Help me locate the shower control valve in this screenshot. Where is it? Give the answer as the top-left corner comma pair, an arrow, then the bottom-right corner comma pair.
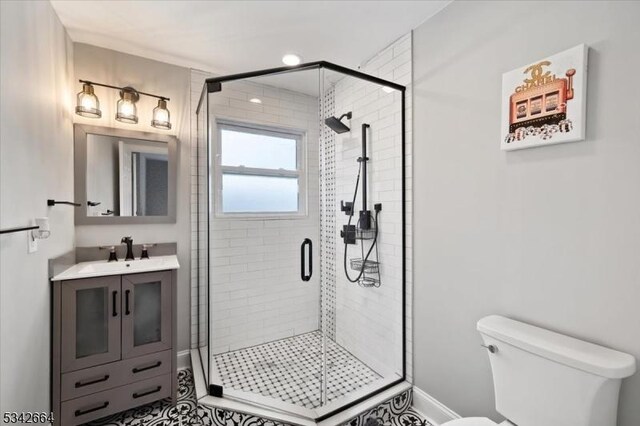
340,201 -> 353,216
341,225 -> 356,245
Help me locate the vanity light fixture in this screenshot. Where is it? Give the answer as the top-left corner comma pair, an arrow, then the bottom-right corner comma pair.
249,98 -> 262,104
151,98 -> 172,130
75,82 -> 102,118
75,79 -> 172,130
116,87 -> 139,124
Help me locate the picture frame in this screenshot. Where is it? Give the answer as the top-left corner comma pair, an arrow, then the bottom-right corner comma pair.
501,44 -> 588,151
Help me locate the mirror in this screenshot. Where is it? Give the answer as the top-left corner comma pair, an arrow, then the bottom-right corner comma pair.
86,135 -> 169,217
75,124 -> 177,224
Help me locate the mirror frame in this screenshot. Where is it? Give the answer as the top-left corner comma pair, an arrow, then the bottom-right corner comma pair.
74,124 -> 178,225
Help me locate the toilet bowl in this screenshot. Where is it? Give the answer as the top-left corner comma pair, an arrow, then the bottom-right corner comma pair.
444,315 -> 636,426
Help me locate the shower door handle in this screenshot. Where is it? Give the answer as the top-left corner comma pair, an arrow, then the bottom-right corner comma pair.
301,238 -> 312,282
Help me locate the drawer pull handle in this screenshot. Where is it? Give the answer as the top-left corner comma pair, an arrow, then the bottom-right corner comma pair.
133,386 -> 161,399
132,361 -> 161,374
75,374 -> 110,388
75,401 -> 109,417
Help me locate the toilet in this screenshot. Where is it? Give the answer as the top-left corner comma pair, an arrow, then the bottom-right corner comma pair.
442,315 -> 636,426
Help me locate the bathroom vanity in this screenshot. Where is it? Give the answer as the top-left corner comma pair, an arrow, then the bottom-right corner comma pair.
50,254 -> 179,426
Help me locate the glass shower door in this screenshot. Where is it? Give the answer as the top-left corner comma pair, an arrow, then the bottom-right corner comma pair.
205,70 -> 324,415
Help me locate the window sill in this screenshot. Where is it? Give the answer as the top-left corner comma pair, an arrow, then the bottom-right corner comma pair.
213,212 -> 309,221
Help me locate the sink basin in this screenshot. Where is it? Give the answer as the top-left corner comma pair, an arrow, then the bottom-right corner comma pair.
51,255 -> 179,281
77,258 -> 167,275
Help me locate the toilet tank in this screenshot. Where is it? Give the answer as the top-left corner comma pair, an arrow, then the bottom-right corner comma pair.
477,315 -> 636,426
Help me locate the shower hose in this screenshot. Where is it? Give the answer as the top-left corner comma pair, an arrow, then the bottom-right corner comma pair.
343,161 -> 380,283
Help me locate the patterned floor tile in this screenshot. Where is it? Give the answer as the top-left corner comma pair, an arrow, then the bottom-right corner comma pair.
213,331 -> 382,409
344,390 -> 434,426
84,369 -> 431,426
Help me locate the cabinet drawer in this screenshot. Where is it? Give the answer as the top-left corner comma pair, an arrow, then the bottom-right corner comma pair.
61,374 -> 171,426
61,362 -> 117,402
61,350 -> 171,401
123,349 -> 172,382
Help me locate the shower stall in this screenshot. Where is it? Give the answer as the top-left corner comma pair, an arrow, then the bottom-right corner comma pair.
194,61 -> 406,421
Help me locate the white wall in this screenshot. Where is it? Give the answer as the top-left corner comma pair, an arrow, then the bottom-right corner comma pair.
413,1 -> 640,425
72,43 -> 193,352
191,76 -> 322,355
0,0 -> 74,415
332,33 -> 413,379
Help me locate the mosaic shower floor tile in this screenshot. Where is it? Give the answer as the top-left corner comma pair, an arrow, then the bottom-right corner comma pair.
213,331 -> 382,409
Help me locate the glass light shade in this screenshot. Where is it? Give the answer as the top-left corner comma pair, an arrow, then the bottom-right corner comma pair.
75,83 -> 101,118
115,89 -> 138,124
151,99 -> 172,130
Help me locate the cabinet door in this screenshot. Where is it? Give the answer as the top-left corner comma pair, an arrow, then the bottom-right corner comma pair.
61,276 -> 121,372
121,271 -> 172,359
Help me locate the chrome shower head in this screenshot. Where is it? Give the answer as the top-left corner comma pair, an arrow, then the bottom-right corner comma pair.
325,111 -> 352,134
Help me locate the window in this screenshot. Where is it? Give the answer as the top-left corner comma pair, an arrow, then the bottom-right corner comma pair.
216,122 -> 306,215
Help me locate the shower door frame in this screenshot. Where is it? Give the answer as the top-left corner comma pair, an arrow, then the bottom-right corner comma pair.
195,61 -> 407,422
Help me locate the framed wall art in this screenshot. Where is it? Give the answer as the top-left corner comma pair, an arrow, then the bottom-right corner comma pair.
501,44 -> 588,151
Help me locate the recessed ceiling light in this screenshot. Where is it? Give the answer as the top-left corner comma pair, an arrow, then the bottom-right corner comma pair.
249,98 -> 262,104
382,86 -> 395,93
282,54 -> 302,66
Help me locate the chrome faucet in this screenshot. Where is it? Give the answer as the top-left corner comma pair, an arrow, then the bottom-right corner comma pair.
121,236 -> 134,261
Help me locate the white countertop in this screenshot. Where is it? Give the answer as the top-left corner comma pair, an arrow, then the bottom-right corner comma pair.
51,254 -> 180,281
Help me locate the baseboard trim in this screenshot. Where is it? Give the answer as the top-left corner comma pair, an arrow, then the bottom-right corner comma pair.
178,350 -> 192,370
412,386 -> 460,425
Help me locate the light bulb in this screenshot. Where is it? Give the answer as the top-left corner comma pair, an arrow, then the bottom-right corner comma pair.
120,101 -> 134,116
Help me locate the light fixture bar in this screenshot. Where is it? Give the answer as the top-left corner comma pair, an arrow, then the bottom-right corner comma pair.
75,79 -> 173,130
78,79 -> 170,101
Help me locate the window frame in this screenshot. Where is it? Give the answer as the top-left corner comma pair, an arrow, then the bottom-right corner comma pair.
214,120 -> 308,219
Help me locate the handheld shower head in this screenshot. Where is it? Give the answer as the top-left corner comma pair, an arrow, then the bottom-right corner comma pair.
325,111 -> 352,134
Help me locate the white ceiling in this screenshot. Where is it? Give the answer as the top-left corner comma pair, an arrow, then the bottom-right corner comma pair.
50,0 -> 451,78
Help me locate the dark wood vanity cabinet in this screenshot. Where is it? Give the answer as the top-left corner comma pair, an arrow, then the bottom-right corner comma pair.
52,270 -> 177,426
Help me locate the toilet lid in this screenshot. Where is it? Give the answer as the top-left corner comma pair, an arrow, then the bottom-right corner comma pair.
441,418 -> 497,426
